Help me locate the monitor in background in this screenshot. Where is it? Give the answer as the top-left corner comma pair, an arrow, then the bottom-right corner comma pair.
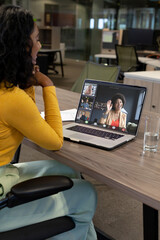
102,30 -> 119,50
102,31 -> 113,43
153,30 -> 160,51
122,29 -> 155,50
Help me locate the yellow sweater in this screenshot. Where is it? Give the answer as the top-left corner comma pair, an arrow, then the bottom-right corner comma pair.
0,84 -> 63,166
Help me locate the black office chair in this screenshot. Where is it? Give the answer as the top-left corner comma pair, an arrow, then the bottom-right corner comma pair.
1,146 -> 75,240
37,51 -> 64,77
115,44 -> 144,80
36,54 -> 49,75
47,52 -> 59,75
0,176 -> 75,240
11,144 -> 21,164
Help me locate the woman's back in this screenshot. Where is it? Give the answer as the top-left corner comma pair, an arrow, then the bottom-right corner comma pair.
0,83 -> 63,166
0,85 -> 24,165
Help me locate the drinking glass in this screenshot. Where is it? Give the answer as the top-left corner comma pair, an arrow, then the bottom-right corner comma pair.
143,116 -> 160,153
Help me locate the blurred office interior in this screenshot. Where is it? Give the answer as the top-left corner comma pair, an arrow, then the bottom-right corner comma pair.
2,1 -> 159,239
2,0 -> 160,61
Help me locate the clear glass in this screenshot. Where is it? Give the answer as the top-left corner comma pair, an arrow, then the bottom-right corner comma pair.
143,116 -> 160,153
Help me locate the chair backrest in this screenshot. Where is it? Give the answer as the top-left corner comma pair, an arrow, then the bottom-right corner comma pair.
115,44 -> 138,72
37,54 -> 49,75
71,61 -> 120,93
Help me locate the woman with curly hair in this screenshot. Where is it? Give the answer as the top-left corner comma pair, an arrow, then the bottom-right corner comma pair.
0,5 -> 97,240
100,93 -> 127,129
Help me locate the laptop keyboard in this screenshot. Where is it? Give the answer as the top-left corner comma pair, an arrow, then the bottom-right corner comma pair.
67,125 -> 124,140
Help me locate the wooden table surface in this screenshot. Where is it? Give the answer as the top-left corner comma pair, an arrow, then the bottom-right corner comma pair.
24,86 -> 160,211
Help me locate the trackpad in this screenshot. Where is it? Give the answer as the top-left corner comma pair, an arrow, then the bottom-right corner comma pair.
70,133 -> 92,141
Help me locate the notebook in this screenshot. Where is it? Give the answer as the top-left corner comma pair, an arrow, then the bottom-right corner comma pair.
63,79 -> 147,150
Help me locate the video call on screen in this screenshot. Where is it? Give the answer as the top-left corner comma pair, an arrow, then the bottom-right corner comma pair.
76,81 -> 146,135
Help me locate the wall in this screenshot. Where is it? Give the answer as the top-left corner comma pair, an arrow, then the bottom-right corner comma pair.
29,0 -> 56,26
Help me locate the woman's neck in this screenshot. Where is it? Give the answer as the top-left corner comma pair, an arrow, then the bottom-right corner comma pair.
114,110 -> 120,114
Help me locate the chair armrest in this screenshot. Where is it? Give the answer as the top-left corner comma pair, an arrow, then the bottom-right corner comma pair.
4,175 -> 73,208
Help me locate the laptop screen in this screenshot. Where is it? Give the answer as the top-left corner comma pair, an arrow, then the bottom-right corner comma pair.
75,79 -> 146,135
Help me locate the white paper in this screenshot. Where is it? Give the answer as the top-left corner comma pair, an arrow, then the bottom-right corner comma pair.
40,111 -> 45,119
41,108 -> 77,122
60,108 -> 77,121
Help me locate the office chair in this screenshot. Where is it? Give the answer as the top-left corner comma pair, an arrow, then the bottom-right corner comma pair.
47,52 -> 59,75
37,51 -> 64,77
11,144 -> 21,164
1,146 -> 75,240
36,54 -> 49,75
71,61 -> 120,93
115,44 -> 144,75
0,175 -> 75,240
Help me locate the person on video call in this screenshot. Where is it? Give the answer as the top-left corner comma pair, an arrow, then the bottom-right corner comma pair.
100,93 -> 127,129
84,84 -> 92,95
0,5 -> 97,240
83,98 -> 90,109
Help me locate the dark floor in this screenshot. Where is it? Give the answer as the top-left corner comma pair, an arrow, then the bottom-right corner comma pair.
48,58 -> 86,91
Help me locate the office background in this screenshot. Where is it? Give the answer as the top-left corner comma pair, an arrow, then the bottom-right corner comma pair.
2,0 -> 160,61
1,1 -> 160,240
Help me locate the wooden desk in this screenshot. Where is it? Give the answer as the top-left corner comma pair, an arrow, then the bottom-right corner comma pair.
24,87 -> 160,240
39,49 -> 64,77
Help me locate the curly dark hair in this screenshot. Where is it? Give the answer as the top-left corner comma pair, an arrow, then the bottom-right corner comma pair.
0,5 -> 35,89
111,93 -> 126,110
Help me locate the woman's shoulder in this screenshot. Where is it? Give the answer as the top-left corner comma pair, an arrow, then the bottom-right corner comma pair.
0,85 -> 19,96
0,85 -> 35,105
120,112 -> 127,118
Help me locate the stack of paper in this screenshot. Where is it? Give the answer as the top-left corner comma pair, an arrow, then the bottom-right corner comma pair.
41,108 -> 77,122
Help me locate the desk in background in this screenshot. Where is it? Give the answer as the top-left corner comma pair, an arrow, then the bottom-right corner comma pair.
94,53 -> 116,65
24,87 -> 160,240
38,49 -> 64,77
124,71 -> 160,113
94,53 -> 160,70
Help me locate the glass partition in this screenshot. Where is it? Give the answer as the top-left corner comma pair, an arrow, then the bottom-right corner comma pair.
2,0 -> 160,60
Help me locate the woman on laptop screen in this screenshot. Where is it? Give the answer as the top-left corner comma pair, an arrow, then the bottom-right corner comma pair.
100,93 -> 127,129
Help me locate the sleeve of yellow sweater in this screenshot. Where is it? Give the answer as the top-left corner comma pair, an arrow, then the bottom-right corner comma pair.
4,86 -> 63,150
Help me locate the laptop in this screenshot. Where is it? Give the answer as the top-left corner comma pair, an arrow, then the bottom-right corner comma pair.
63,79 -> 147,150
